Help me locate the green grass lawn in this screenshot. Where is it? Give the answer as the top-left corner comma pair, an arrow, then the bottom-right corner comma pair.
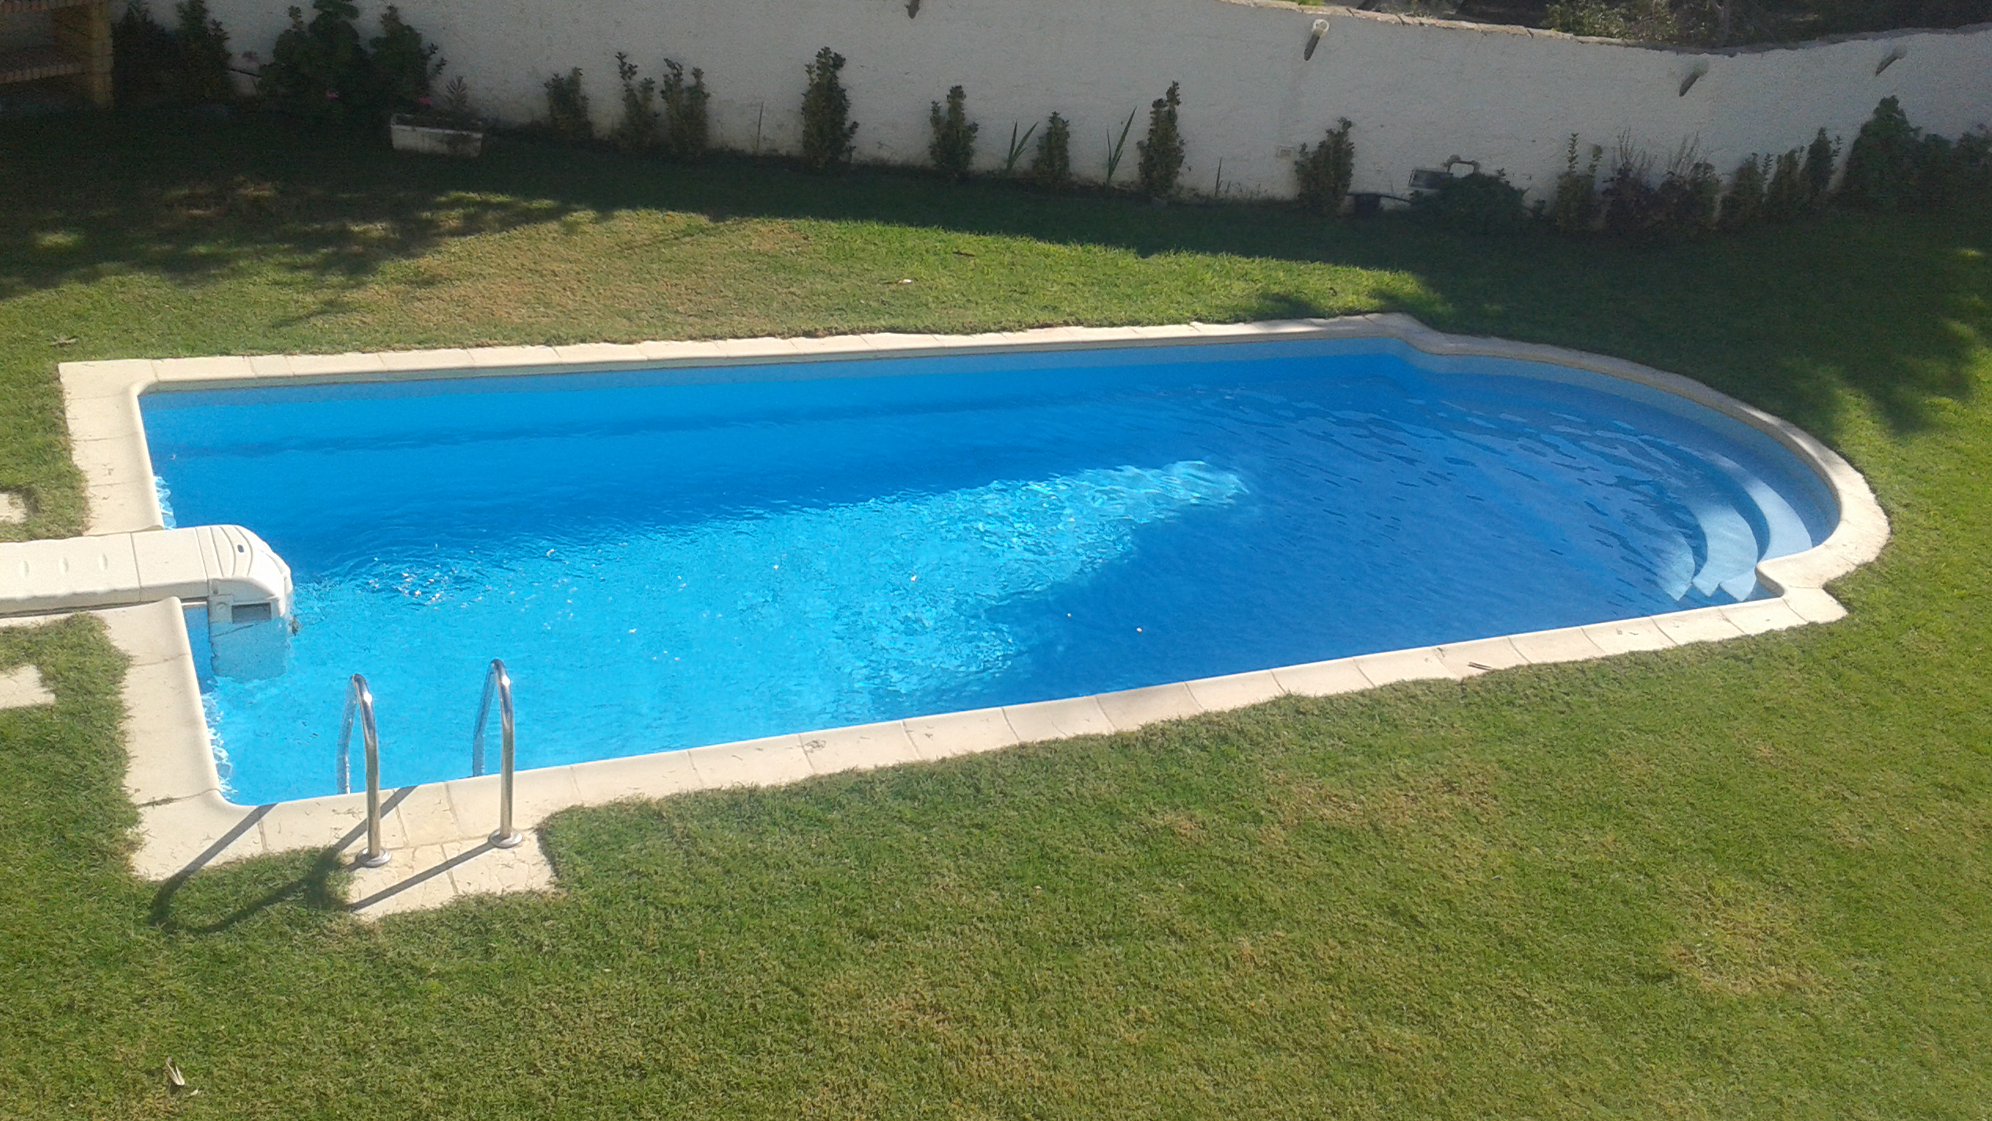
2,111 -> 1988,1118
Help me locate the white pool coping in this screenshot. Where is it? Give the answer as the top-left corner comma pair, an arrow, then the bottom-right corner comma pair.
35,314 -> 1888,907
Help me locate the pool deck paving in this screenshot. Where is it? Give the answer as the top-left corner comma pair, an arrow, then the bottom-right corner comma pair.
0,316 -> 1891,918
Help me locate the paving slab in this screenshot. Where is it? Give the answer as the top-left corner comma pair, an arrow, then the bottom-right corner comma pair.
1355,647 -> 1458,688
442,836 -> 556,898
1096,682 -> 1203,732
467,345 -> 560,370
1184,669 -> 1286,713
569,750 -> 703,805
1003,695 -> 1115,743
1435,636 -> 1529,678
152,355 -> 255,385
801,720 -> 924,775
84,481 -> 163,534
686,733 -> 814,788
346,844 -> 461,919
1582,617 -> 1676,654
95,598 -> 192,667
0,664 -> 54,709
120,657 -> 217,802
1720,598 -> 1811,635
1508,625 -> 1607,665
1653,608 -> 1748,646
133,792 -> 271,880
287,351 -> 387,377
903,706 -> 1018,761
1271,658 -> 1371,697
0,491 -> 24,524
1778,587 -> 1848,624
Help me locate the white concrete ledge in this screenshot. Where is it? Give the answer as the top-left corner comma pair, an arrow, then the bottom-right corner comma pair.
28,316 -> 1887,915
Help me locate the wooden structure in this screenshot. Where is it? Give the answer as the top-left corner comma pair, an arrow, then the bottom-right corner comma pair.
0,0 -> 112,108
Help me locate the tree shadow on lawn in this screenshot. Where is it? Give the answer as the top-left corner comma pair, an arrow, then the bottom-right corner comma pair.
2,111 -> 1984,442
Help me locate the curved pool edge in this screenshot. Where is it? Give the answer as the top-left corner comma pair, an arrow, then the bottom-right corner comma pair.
49,315 -> 1890,911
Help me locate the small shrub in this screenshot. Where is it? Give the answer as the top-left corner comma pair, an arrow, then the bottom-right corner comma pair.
1720,154 -> 1767,230
928,85 -> 978,180
1802,128 -> 1840,204
660,60 -> 709,161
112,1 -> 180,106
1762,148 -> 1806,221
1597,145 -> 1715,244
1031,112 -> 1071,189
1600,138 -> 1657,239
171,0 -> 233,105
1135,81 -> 1185,199
1910,133 -> 1962,210
1655,154 -> 1720,238
1293,118 -> 1355,217
258,0 -> 369,125
368,5 -> 440,116
1841,96 -> 1921,212
1548,134 -> 1602,234
1411,170 -> 1529,234
544,68 -> 592,142
1956,128 -> 1992,200
611,53 -> 659,154
800,47 -> 858,171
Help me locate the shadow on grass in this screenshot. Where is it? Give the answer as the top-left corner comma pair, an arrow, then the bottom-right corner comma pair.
147,847 -> 347,935
1,109 -> 1985,441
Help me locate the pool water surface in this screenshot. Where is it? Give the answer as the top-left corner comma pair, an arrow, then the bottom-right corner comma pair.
141,338 -> 1836,802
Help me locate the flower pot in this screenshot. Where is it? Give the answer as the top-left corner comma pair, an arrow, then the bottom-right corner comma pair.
389,115 -> 485,158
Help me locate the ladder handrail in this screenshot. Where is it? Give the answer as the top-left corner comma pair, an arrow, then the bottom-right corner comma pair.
470,659 -> 523,849
336,673 -> 391,868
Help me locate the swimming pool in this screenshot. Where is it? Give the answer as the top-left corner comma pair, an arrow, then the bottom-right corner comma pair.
138,332 -> 1837,804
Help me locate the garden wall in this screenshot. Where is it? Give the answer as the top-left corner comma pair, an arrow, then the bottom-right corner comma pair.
198,0 -> 1992,199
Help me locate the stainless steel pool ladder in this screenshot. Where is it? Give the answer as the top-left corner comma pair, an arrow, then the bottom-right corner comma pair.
470,659 -> 524,849
336,674 -> 391,868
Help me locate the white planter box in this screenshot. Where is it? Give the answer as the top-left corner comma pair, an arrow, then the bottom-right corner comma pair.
389,117 -> 485,158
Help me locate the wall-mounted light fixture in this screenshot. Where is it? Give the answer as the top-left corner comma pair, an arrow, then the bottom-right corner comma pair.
1678,60 -> 1708,96
906,0 -> 920,17
1304,18 -> 1329,61
1876,48 -> 1906,75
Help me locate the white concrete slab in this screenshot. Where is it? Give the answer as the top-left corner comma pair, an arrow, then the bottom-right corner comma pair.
1184,669 -> 1286,713
0,664 -> 54,709
1003,695 -> 1116,743
801,720 -> 924,775
685,733 -> 813,788
1355,648 -> 1458,688
1271,658 -> 1372,697
120,657 -> 218,802
0,491 -> 24,525
1096,682 -> 1204,732
1509,625 -> 1608,665
1654,608 -> 1748,646
569,749 -> 704,804
903,706 -> 1019,761
1435,636 -> 1529,678
1583,617 -> 1677,655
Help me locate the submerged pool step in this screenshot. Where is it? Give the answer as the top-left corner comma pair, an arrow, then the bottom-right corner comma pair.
0,524 -> 292,619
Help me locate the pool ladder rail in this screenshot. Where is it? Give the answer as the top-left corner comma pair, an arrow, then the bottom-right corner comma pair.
336,659 -> 523,868
470,659 -> 525,849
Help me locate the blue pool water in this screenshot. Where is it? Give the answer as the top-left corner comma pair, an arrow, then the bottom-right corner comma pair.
141,338 -> 1836,803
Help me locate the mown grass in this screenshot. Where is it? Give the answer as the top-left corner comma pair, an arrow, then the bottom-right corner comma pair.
1,110 -> 1988,1118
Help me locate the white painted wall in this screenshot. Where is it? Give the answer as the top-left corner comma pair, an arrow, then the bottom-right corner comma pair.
195,0 -> 1992,199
